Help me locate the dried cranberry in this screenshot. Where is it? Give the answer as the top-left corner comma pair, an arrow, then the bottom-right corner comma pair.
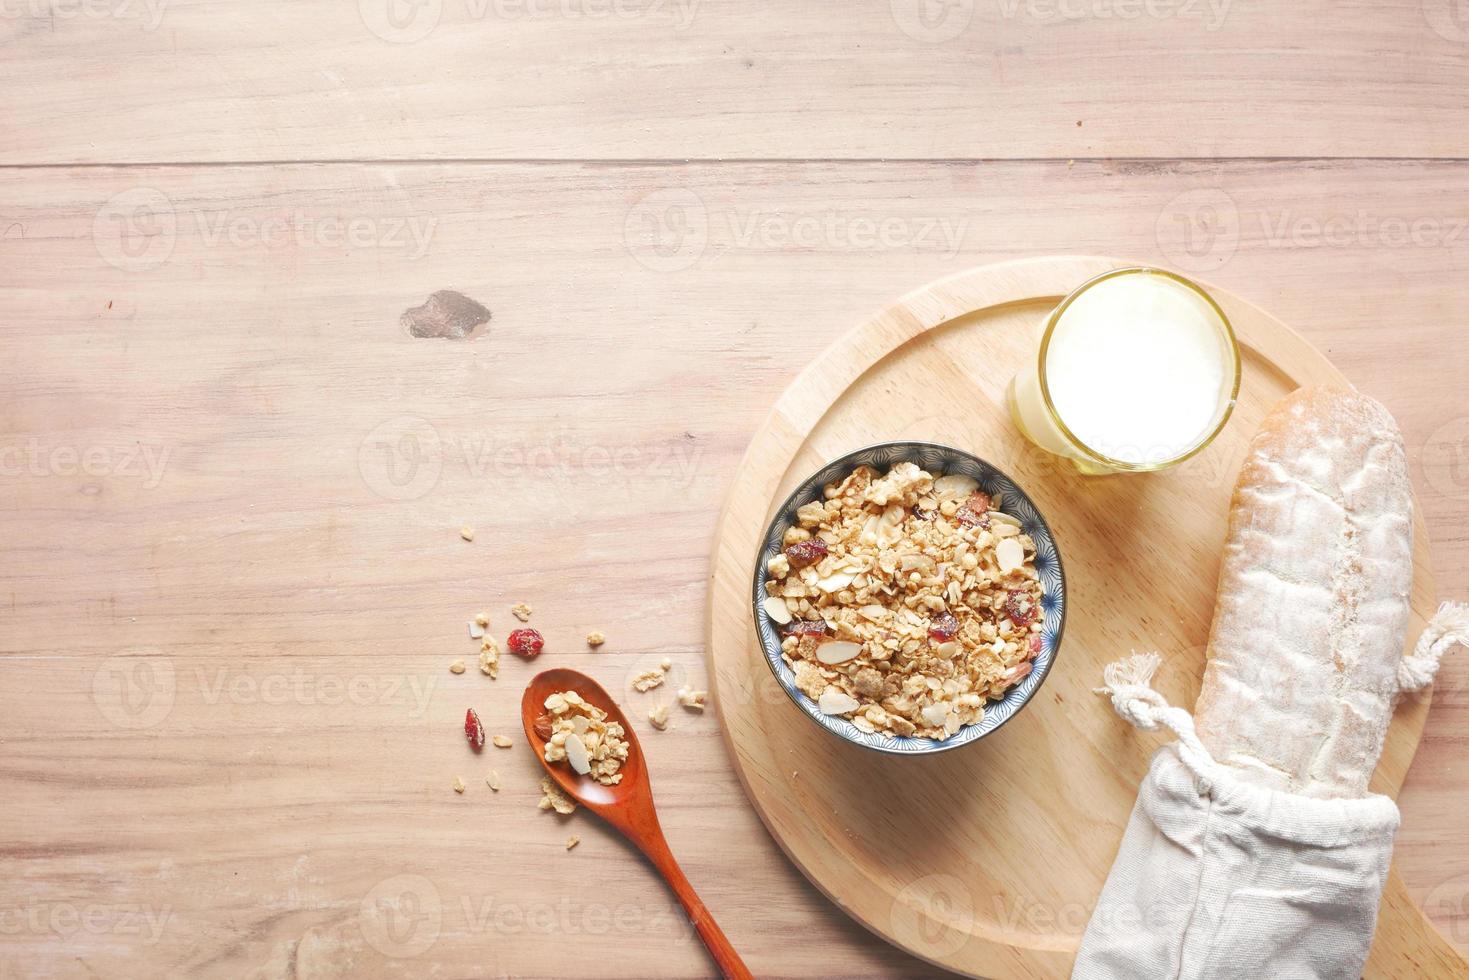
927,612 -> 960,642
1027,634 -> 1043,658
784,619 -> 828,638
956,491 -> 993,528
464,708 -> 486,750
507,628 -> 545,659
783,538 -> 828,569
1005,591 -> 1037,627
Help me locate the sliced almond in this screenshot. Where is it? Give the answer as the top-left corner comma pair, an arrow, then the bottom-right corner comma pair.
933,474 -> 979,500
987,510 -> 1021,527
856,604 -> 887,622
814,571 -> 856,593
564,734 -> 591,775
468,621 -> 486,639
818,689 -> 861,715
992,522 -> 1020,538
816,640 -> 862,665
761,594 -> 793,624
996,537 -> 1025,574
934,641 -> 958,659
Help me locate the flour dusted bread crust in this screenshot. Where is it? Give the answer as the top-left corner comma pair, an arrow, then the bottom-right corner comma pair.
1194,386 -> 1413,799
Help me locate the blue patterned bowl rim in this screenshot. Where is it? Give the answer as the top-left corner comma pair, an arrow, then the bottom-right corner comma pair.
752,441 -> 1067,756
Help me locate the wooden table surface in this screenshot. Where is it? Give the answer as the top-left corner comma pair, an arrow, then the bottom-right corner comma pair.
2,3 -> 1467,977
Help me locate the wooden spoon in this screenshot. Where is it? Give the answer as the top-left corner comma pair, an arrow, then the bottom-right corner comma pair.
521,668 -> 753,980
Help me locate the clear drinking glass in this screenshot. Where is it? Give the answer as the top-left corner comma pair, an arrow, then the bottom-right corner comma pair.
1006,267 -> 1241,475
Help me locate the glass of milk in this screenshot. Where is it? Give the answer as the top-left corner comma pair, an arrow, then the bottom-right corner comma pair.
1007,268 -> 1241,474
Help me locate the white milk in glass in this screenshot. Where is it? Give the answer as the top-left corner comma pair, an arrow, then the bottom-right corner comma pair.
1009,269 -> 1238,473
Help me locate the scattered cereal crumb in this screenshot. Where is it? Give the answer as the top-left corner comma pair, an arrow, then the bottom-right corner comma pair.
565,835 -> 580,851
468,621 -> 486,640
449,660 -> 466,675
659,657 -> 671,671
452,776 -> 466,794
475,612 -> 490,627
586,630 -> 606,648
492,735 -> 513,748
460,526 -> 475,542
677,687 -> 708,711
632,668 -> 666,692
486,771 -> 501,791
648,703 -> 671,730
538,776 -> 577,815
479,638 -> 500,679
511,602 -> 533,622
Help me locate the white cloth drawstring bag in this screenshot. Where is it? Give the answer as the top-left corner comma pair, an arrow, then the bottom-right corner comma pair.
1073,604 -> 1469,980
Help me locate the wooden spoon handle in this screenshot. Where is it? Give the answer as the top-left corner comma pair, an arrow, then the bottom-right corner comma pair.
633,827 -> 753,980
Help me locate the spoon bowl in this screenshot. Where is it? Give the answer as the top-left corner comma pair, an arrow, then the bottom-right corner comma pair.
521,668 -> 650,822
521,668 -> 752,980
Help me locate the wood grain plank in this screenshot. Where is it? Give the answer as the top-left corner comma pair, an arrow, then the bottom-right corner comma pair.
2,1 -> 1469,164
1,159 -> 1467,977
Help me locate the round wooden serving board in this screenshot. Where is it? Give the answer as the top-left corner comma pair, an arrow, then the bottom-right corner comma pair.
706,256 -> 1462,979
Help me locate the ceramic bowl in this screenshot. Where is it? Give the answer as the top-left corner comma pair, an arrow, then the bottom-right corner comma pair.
751,441 -> 1066,755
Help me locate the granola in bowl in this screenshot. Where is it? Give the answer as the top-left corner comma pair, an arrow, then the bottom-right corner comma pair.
754,445 -> 1064,751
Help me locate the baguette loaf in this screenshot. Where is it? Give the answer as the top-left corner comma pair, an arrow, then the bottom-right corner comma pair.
1194,386 -> 1413,799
